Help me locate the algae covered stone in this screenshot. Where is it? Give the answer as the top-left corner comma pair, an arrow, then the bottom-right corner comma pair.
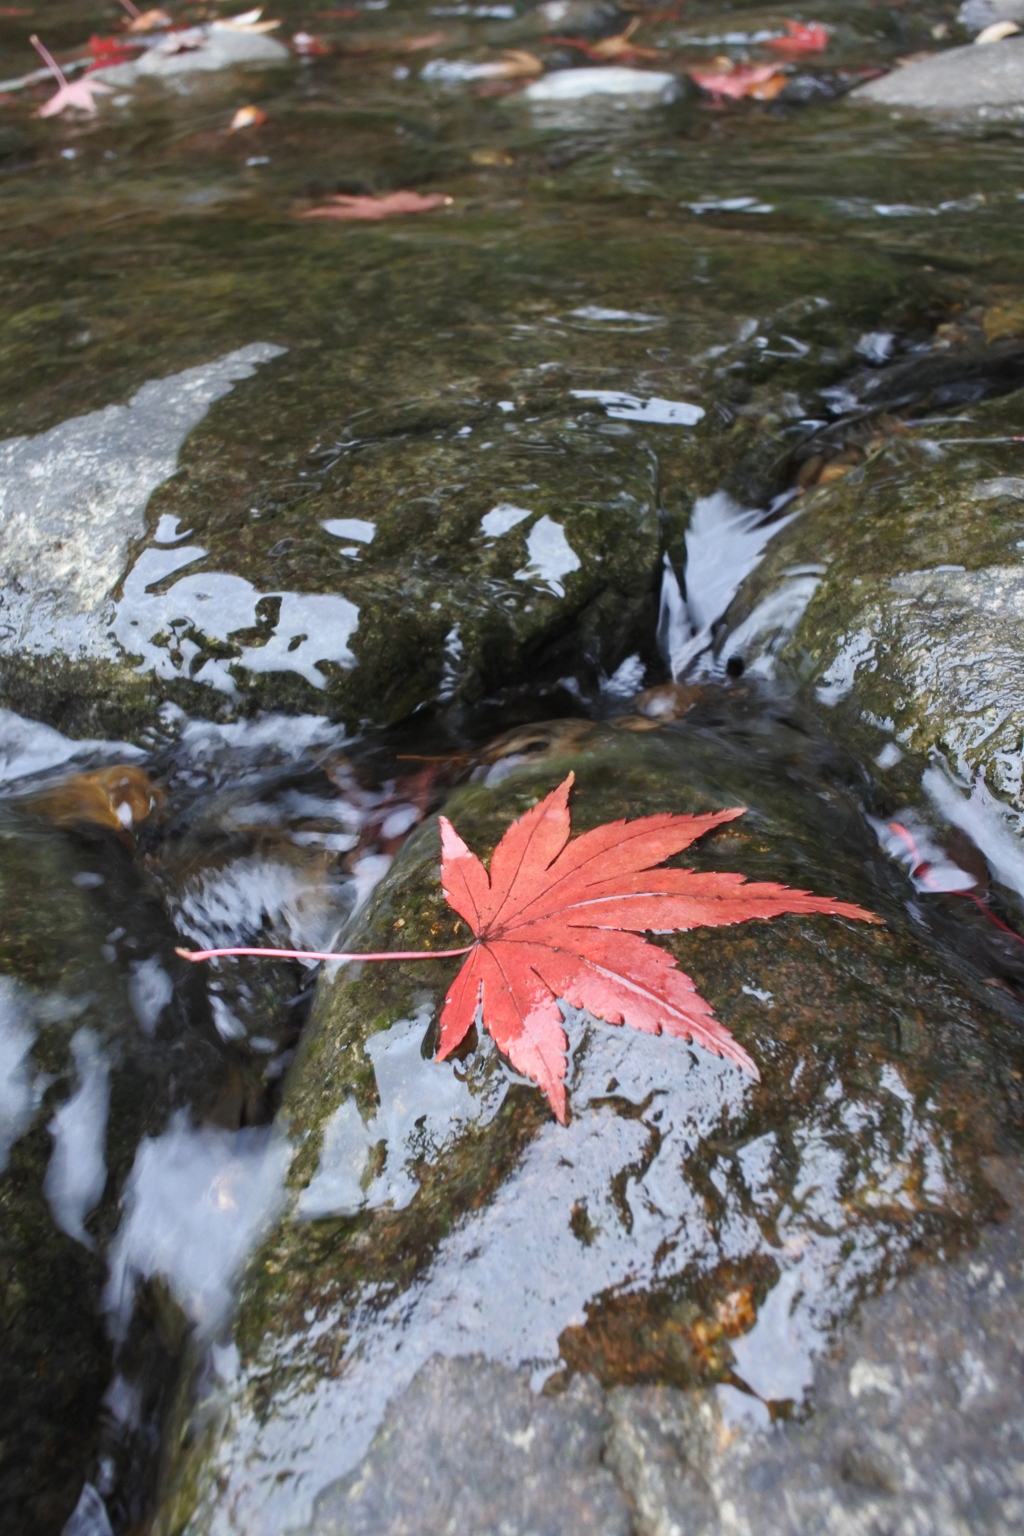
153,723 -> 1024,1536
718,387 -> 1024,817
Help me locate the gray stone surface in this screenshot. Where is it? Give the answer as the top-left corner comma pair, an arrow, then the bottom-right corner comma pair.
93,26 -> 289,86
305,1355 -> 632,1536
0,344 -> 285,662
607,1157 -> 1024,1536
958,0 -> 1024,37
851,37 -> 1024,111
291,1160 -> 1024,1536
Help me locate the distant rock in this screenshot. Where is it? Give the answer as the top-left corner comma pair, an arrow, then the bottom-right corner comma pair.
524,66 -> 680,102
851,36 -> 1024,113
93,24 -> 290,86
958,0 -> 1024,37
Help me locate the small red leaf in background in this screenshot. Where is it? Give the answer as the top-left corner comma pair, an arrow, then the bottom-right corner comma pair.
689,61 -> 788,100
767,20 -> 829,55
299,190 -> 453,220
87,35 -> 136,68
437,773 -> 879,1122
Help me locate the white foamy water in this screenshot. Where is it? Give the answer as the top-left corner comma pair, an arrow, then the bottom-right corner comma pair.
0,707 -> 143,789
173,855 -> 348,956
924,763 -> 1024,902
659,491 -> 799,678
43,1029 -> 110,1249
176,710 -> 350,764
128,959 -> 174,1036
104,1112 -> 291,1338
0,977 -> 38,1172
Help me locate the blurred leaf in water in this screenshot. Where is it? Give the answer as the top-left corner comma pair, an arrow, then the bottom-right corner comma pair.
689,60 -> 789,100
298,191 -> 453,220
30,34 -> 113,117
123,6 -> 173,34
545,19 -> 662,61
216,8 -> 282,34
28,765 -> 164,836
767,20 -> 830,57
228,104 -> 267,130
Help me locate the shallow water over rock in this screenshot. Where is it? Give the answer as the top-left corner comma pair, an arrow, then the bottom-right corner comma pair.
2,0 -> 1024,1530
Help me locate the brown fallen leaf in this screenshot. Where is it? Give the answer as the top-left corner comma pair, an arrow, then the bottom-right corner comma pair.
547,17 -> 660,61
125,8 -> 172,33
299,190 -> 453,220
480,718 -> 595,763
228,104 -> 267,130
481,48 -> 544,77
29,765 -> 164,835
216,8 -> 282,34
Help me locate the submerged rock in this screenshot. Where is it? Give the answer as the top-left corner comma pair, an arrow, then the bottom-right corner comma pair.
715,386 -> 1024,826
524,67 -> 681,103
851,37 -> 1024,114
92,25 -> 290,86
605,1153 -> 1024,1535
0,789 -> 247,1535
303,1356 -> 630,1536
152,724 -> 1024,1536
1,352 -> 720,735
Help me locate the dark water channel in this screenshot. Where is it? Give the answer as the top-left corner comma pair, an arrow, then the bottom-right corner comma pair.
2,0 -> 1024,1531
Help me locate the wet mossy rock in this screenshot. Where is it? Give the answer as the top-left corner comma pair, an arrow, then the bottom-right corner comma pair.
0,812 -> 236,1536
723,386 -> 1024,813
153,727 -> 1024,1536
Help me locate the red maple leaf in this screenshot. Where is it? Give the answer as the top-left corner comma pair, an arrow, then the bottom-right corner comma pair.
436,773 -> 879,1122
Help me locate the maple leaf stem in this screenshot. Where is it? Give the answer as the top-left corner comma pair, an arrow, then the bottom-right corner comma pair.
30,33 -> 67,89
174,944 -> 474,964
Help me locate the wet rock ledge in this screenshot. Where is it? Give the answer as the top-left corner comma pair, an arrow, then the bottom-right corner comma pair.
304,1153 -> 1024,1536
152,727 -> 1024,1536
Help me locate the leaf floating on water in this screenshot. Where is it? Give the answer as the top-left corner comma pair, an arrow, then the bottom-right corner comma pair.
229,104 -> 268,130
546,18 -> 660,61
123,7 -> 172,33
766,20 -> 829,55
29,765 -> 164,835
30,33 -> 113,116
689,60 -> 788,100
298,191 -> 453,221
435,773 -> 880,1122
